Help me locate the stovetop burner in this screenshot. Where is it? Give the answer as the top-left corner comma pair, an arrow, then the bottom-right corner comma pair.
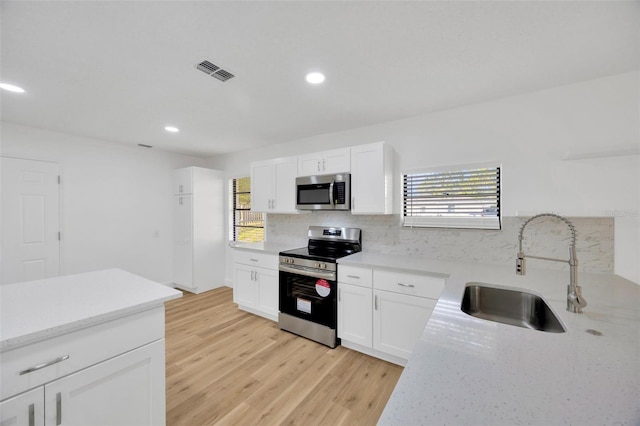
279,226 -> 362,262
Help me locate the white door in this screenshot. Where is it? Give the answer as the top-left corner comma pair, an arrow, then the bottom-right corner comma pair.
1,157 -> 60,285
44,340 -> 165,426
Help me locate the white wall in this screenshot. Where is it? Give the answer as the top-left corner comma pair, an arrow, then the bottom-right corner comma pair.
211,72 -> 639,283
1,122 -> 208,283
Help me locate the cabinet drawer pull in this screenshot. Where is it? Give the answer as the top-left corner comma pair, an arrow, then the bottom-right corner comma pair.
250,258 -> 258,262
19,355 -> 70,375
374,295 -> 378,310
56,392 -> 62,426
397,282 -> 415,288
28,403 -> 35,426
346,275 -> 360,279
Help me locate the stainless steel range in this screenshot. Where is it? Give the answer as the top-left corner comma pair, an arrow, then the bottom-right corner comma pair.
278,226 -> 362,348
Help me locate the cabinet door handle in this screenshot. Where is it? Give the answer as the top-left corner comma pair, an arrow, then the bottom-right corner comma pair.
346,275 -> 360,279
250,270 -> 255,281
28,403 -> 35,426
317,161 -> 321,172
19,355 -> 70,375
374,295 -> 378,310
397,282 -> 415,288
322,159 -> 326,171
56,392 -> 62,426
338,288 -> 341,302
179,196 -> 183,205
179,184 -> 183,193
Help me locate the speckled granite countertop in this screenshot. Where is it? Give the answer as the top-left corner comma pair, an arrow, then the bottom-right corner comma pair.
0,269 -> 182,351
339,253 -> 640,425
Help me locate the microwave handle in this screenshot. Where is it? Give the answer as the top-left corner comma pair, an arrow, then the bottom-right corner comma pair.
329,181 -> 335,207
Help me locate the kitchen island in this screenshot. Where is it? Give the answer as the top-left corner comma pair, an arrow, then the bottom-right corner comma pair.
340,253 -> 640,425
0,268 -> 182,425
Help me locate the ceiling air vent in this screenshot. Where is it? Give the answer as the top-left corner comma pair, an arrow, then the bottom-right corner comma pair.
196,60 -> 235,82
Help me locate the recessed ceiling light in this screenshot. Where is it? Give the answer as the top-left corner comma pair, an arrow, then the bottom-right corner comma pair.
164,126 -> 179,133
0,82 -> 25,93
305,72 -> 325,84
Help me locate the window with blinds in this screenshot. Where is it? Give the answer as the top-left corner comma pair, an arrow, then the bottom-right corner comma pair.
403,164 -> 501,230
229,177 -> 265,242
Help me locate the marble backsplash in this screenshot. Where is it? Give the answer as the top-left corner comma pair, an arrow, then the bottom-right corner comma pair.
266,213 -> 614,273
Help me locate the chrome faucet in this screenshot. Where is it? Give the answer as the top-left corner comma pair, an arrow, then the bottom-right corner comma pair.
516,213 -> 587,313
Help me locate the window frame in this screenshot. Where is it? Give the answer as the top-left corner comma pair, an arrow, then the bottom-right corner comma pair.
402,162 -> 502,230
229,177 -> 265,242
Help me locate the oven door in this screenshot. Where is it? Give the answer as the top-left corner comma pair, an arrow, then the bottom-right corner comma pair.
279,268 -> 337,328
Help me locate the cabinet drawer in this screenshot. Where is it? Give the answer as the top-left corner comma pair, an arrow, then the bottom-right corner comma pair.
1,307 -> 164,401
338,266 -> 373,288
374,270 -> 445,299
234,250 -> 278,270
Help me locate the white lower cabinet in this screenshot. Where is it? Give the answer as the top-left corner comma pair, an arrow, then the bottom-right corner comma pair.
373,290 -> 437,360
0,308 -> 166,426
44,340 -> 165,426
233,251 -> 278,321
338,265 -> 445,365
338,283 -> 373,347
0,387 -> 44,426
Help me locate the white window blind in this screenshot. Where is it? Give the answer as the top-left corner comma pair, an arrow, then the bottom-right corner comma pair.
403,164 -> 501,230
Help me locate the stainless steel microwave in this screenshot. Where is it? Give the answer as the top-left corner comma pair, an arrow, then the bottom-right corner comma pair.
295,173 -> 351,211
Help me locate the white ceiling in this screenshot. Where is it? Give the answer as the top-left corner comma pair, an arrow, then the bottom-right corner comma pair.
1,1 -> 638,158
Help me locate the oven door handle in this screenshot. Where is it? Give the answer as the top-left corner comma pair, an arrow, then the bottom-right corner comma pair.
279,264 -> 336,281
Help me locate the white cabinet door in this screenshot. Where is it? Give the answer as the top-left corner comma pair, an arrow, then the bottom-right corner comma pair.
173,195 -> 194,289
298,152 -> 324,176
173,167 -> 192,195
351,142 -> 393,214
250,160 -> 273,212
338,283 -> 373,347
322,148 -> 351,174
233,264 -> 258,309
373,290 -> 436,359
272,157 -> 298,213
44,340 -> 165,426
0,387 -> 44,426
298,148 -> 350,176
256,268 -> 279,319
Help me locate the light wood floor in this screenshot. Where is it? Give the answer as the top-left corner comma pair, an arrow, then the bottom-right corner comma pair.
165,287 -> 403,426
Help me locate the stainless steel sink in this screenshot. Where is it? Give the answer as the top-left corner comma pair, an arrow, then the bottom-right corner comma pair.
461,283 -> 566,333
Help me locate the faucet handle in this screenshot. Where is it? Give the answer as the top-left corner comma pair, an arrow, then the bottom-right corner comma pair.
568,286 -> 587,313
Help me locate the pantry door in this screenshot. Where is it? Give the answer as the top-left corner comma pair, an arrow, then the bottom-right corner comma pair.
1,157 -> 60,284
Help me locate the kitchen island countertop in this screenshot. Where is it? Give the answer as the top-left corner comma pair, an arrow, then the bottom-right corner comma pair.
0,268 -> 182,351
339,252 -> 640,425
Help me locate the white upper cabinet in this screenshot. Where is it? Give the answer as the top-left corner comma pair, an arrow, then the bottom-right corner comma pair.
350,142 -> 394,214
298,148 -> 351,176
250,156 -> 298,213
